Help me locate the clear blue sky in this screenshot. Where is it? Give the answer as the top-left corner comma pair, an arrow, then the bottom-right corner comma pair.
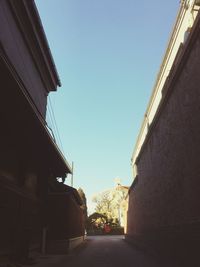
35,0 -> 179,213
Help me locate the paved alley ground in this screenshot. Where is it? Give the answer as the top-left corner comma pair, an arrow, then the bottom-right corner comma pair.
30,235 -> 163,267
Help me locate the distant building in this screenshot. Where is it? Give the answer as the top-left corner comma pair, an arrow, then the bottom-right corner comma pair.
127,0 -> 200,262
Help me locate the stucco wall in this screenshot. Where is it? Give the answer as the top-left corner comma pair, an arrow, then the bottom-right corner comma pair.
127,17 -> 200,237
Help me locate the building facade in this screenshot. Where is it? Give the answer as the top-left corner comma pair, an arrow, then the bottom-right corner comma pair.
127,0 -> 200,263
0,0 -> 83,259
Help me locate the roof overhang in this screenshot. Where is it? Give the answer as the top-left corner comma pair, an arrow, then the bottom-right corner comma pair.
0,45 -> 72,177
8,0 -> 61,92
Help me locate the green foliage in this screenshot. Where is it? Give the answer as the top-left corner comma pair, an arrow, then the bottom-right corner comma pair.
87,212 -> 107,226
92,185 -> 128,226
86,212 -> 124,235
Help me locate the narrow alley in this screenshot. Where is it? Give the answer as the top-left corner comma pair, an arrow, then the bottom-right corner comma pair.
31,236 -> 161,267
1,2 -> 200,267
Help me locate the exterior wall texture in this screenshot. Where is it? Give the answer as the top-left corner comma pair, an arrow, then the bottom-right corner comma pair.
0,0 -> 48,117
127,13 -> 200,247
47,193 -> 84,240
131,1 -> 200,168
0,177 -> 41,254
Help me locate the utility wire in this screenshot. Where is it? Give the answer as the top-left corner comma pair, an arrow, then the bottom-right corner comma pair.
49,96 -> 64,152
46,95 -> 64,153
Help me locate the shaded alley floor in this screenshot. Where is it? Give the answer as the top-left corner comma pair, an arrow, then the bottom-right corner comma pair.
29,236 -> 163,267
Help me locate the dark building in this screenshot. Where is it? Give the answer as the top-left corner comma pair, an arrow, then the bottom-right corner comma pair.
0,0 -> 83,260
47,183 -> 85,253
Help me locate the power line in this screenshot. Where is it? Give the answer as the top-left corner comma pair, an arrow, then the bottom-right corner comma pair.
46,95 -> 64,153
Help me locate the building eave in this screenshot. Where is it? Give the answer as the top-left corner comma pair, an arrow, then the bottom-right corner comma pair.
8,0 -> 61,92
0,44 -> 72,177
133,10 -> 200,166
131,1 -> 200,167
